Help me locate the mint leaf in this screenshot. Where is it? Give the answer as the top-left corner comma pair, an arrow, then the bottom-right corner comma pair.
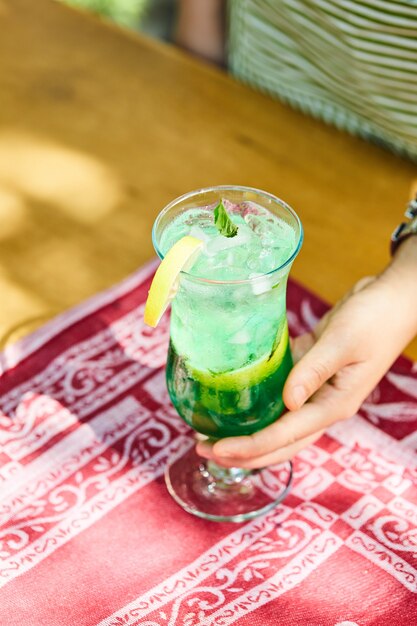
213,200 -> 239,238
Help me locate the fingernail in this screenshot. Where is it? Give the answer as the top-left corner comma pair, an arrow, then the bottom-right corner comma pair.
292,385 -> 307,408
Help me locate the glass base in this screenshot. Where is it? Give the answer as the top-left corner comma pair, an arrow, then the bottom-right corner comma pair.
165,446 -> 293,523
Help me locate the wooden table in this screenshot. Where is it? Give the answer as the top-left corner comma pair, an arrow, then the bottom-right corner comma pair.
0,0 -> 416,357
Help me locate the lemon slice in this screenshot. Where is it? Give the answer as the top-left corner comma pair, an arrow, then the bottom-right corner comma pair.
189,322 -> 289,391
144,236 -> 204,327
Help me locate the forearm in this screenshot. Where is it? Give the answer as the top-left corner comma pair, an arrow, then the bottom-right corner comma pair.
175,0 -> 226,64
379,236 -> 417,343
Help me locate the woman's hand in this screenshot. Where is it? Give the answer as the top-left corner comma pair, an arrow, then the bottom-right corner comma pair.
196,238 -> 417,469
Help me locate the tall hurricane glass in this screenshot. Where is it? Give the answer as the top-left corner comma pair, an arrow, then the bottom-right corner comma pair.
153,186 -> 303,522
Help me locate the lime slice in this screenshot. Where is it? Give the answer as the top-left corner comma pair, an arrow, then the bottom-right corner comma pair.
144,235 -> 203,327
189,322 -> 290,391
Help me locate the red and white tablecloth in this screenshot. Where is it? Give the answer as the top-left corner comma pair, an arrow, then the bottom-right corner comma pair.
0,261 -> 416,626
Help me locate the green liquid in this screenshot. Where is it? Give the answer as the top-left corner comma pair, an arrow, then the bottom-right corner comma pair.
161,201 -> 298,439
166,330 -> 293,438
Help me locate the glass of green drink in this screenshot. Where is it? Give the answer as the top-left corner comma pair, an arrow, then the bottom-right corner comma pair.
152,186 -> 303,522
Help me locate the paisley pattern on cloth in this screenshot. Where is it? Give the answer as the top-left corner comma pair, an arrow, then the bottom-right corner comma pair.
0,259 -> 416,625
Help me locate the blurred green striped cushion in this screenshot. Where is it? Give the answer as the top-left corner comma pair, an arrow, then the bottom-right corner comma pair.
228,0 -> 417,161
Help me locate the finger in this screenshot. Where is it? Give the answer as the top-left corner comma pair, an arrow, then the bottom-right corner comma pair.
197,430 -> 324,469
212,380 -> 358,460
283,327 -> 352,410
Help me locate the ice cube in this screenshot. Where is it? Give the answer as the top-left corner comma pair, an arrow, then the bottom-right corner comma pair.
184,210 -> 213,228
188,225 -> 211,243
246,245 -> 278,275
205,223 -> 254,256
270,242 -> 294,267
244,213 -> 264,235
245,210 -> 295,251
249,273 -> 272,295
228,329 -> 251,344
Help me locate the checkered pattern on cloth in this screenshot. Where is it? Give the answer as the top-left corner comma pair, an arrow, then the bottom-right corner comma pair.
0,260 -> 416,626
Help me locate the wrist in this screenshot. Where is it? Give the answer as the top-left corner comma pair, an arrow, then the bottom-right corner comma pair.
390,234 -> 417,283
390,193 -> 417,256
380,236 -> 417,336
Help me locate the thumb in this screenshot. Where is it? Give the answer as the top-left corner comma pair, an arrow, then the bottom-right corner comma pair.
284,328 -> 350,410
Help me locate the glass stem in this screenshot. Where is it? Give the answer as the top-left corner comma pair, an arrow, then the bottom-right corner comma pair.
206,460 -> 251,487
